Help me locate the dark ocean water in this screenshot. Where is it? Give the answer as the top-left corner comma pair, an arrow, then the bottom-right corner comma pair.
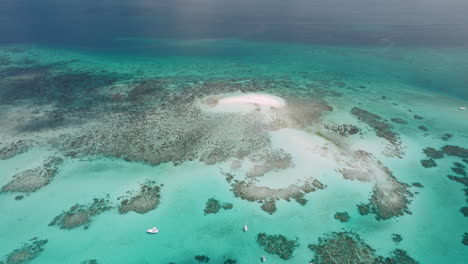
1,0 -> 468,48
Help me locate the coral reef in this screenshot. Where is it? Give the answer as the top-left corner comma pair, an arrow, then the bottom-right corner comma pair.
350,107 -> 403,157
391,234 -> 403,244
420,159 -> 437,168
49,197 -> 112,229
442,145 -> 468,158
194,255 -> 210,263
1,157 -> 63,193
417,125 -> 428,132
440,133 -> 452,141
463,233 -> 468,246
390,118 -> 408,124
231,180 -> 322,214
80,260 -> 98,264
334,211 -> 350,222
204,198 -> 233,215
308,232 -> 418,264
256,233 -> 298,260
308,232 -> 378,263
325,124 -> 360,137
118,180 -> 161,214
4,238 -> 48,264
341,150 -> 413,220
422,147 -> 444,159
0,140 -> 31,160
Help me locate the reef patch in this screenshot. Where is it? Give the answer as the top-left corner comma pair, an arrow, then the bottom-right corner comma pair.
334,212 -> 350,222
231,179 -> 323,214
1,156 -> 63,193
49,197 -> 112,230
350,107 -> 403,157
3,238 -> 48,264
118,180 -> 161,214
204,198 -> 233,215
308,232 -> 418,264
256,233 -> 298,260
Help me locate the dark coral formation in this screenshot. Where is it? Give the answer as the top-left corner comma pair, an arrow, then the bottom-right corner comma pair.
4,238 -> 48,264
194,255 -> 210,263
391,234 -> 403,245
440,133 -> 453,141
390,118 -> 408,124
452,167 -> 466,176
357,203 -> 370,216
231,179 -> 322,214
422,147 -> 444,159
460,207 -> 468,217
417,125 -> 428,132
203,198 -> 233,215
420,159 -> 437,168
80,260 -> 98,264
308,232 -> 378,263
463,233 -> 468,246
334,211 -> 350,222
256,233 -> 298,260
325,124 -> 360,137
49,197 -> 112,229
350,107 -> 403,157
441,145 -> 468,158
1,156 -> 63,193
308,232 -> 418,264
223,259 -> 236,264
412,182 -> 423,188
447,175 -> 468,187
413,114 -> 424,120
379,249 -> 418,264
118,180 -> 161,214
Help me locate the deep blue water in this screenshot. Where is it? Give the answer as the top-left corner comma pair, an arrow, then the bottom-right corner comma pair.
1,0 -> 468,48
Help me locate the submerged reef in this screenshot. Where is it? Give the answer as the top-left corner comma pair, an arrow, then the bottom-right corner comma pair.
80,260 -> 98,264
341,150 -> 413,220
49,197 -> 112,230
3,238 -> 48,264
463,233 -> 468,246
441,145 -> 468,158
325,124 -> 360,137
118,180 -> 161,214
390,118 -> 408,124
308,232 -> 378,263
334,211 -> 350,222
231,180 -> 323,214
256,233 -> 298,260
350,107 -> 403,157
420,159 -> 437,168
194,255 -> 210,263
1,157 -> 63,193
391,234 -> 403,245
0,140 -> 31,160
245,150 -> 293,178
223,259 -> 236,264
308,232 -> 418,264
422,147 -> 444,159
203,198 -> 233,215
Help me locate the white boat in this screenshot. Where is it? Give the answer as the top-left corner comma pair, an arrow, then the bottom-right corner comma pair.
261,256 -> 266,262
459,106 -> 466,110
243,225 -> 248,232
146,227 -> 159,234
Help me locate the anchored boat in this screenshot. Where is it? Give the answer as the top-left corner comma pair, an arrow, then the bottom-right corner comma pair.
147,227 -> 159,234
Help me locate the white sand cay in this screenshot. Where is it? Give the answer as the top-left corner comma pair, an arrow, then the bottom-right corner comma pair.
202,93 -> 286,113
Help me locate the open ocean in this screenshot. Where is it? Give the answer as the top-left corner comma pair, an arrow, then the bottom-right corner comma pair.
0,1 -> 467,263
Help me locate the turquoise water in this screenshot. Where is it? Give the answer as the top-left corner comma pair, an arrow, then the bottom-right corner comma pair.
0,40 -> 467,263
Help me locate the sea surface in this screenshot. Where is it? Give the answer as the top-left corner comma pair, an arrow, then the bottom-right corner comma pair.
0,1 -> 467,264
